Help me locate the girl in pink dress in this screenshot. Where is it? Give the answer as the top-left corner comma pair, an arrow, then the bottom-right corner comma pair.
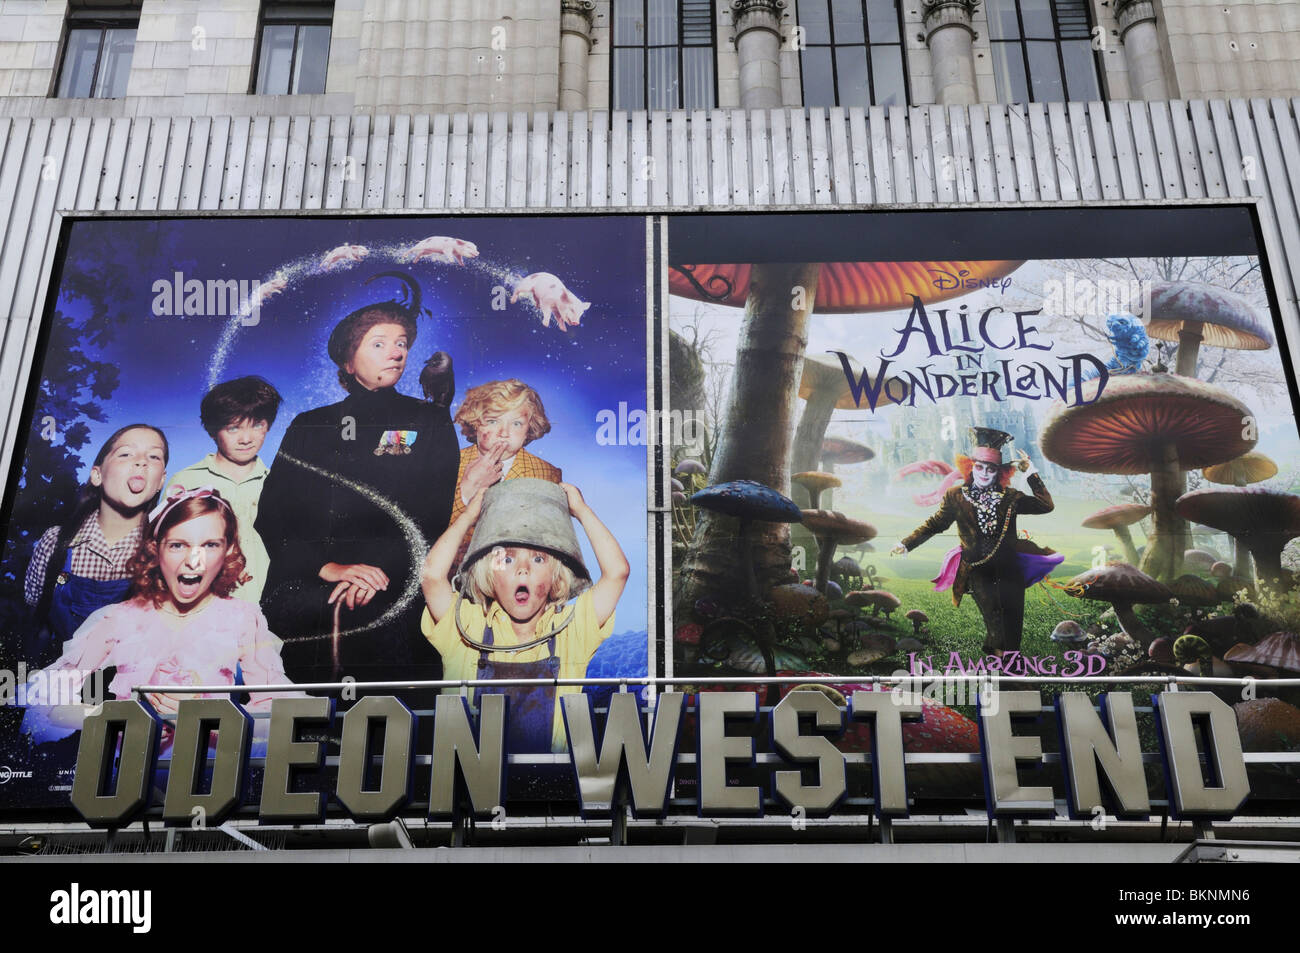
22,487 -> 298,745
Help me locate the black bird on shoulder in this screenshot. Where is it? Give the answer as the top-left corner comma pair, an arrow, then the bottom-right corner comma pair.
420,350 -> 455,409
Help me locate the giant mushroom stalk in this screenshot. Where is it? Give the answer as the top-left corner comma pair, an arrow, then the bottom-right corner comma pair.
1041,373 -> 1256,581
1081,503 -> 1152,566
1136,281 -> 1274,378
1175,487 -> 1300,589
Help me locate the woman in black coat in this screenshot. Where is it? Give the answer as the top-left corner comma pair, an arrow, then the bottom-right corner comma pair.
256,273 -> 458,695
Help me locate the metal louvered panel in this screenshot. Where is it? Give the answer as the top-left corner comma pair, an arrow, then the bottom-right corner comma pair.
2,101 -> 1300,477
1054,0 -> 1092,39
681,0 -> 714,45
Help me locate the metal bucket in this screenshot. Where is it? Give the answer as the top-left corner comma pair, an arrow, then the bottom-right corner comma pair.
458,478 -> 591,597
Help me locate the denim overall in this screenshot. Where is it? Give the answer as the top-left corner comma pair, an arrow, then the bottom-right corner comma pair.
42,548 -> 130,655
475,625 -> 561,754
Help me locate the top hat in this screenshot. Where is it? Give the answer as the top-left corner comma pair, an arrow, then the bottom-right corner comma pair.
968,427 -> 1014,465
458,478 -> 592,597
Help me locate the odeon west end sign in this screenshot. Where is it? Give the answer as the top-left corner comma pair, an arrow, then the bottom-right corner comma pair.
68,689 -> 1250,827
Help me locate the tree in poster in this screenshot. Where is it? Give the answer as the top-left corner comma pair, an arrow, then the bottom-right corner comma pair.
1,251 -> 130,609
674,263 -> 819,614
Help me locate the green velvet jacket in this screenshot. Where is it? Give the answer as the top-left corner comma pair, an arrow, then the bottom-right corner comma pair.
900,473 -> 1055,605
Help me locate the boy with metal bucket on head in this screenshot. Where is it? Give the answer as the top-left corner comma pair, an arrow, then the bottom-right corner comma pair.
420,478 -> 630,753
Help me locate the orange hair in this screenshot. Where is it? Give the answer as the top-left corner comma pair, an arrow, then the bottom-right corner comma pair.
127,495 -> 247,607
454,379 -> 551,444
954,454 -> 1014,488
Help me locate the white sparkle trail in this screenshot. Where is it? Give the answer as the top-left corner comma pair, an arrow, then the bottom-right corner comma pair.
271,450 -> 428,644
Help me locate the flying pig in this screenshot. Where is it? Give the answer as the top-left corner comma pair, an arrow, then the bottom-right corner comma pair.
511,272 -> 591,332
320,243 -> 369,270
402,235 -> 479,265
245,272 -> 287,311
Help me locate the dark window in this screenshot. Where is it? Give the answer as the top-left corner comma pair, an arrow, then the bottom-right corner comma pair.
987,0 -> 1102,103
612,0 -> 717,110
254,2 -> 333,95
797,0 -> 908,107
55,5 -> 139,99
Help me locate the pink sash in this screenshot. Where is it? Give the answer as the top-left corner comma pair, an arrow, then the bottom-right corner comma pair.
929,545 -> 1064,593
932,546 -> 963,591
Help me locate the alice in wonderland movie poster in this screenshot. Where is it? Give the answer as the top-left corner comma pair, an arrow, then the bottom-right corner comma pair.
667,208 -> 1300,803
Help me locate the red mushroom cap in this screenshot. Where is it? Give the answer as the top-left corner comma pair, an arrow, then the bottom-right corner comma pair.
670,261 -> 1025,313
1041,373 -> 1256,474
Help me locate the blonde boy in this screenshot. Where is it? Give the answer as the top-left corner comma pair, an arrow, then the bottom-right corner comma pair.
421,479 -> 629,753
452,379 -> 561,518
450,379 -> 561,568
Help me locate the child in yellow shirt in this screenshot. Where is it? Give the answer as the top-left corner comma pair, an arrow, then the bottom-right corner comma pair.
420,478 -> 630,753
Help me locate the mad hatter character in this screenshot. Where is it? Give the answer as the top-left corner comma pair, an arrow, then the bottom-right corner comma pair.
891,428 -> 1062,657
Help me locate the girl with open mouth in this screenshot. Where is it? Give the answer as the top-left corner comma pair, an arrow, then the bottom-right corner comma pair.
23,424 -> 170,665
20,487 -> 300,749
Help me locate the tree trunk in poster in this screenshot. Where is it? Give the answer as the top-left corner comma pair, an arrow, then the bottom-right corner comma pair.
674,263 -> 819,617
788,394 -> 837,563
1139,444 -> 1188,582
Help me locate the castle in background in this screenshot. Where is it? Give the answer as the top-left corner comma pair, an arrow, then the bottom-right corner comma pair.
824,394 -> 1068,504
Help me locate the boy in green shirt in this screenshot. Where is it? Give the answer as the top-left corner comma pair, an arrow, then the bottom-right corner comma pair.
168,376 -> 283,603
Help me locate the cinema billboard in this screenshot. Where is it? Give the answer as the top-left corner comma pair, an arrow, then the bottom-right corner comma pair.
0,214 -> 650,811
665,206 -> 1300,811
2,204 -> 1299,825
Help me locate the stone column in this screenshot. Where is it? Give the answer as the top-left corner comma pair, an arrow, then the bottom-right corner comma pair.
1115,0 -> 1170,101
922,0 -> 979,105
559,0 -> 596,110
732,0 -> 785,109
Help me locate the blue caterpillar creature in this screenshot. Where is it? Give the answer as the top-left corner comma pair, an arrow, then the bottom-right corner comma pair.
1082,313 -> 1150,381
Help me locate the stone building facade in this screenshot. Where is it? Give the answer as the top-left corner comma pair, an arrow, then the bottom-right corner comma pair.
2,0 -> 1300,121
